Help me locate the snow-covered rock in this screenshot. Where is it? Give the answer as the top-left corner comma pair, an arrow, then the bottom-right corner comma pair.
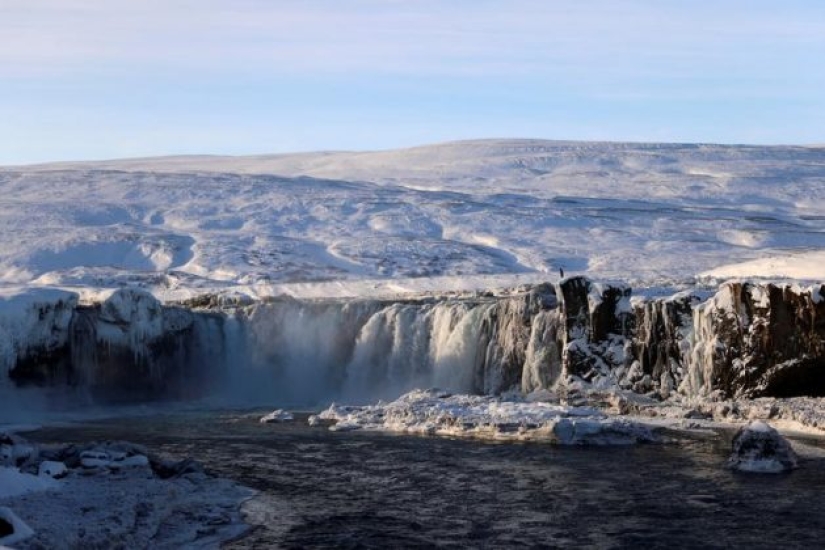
0,434 -> 253,548
114,454 -> 150,469
728,420 -> 799,473
259,409 -> 294,423
0,506 -> 35,546
80,449 -> 112,469
0,285 -> 226,402
0,432 -> 38,469
38,461 -> 67,479
679,282 -> 825,399
319,389 -> 658,445
0,466 -> 60,499
0,288 -> 78,384
69,443 -> 153,471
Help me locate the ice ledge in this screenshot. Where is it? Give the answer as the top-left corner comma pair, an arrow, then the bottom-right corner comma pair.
314,389 -> 659,445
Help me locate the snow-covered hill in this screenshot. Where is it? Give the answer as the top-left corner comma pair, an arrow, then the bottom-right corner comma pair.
2,139 -> 825,297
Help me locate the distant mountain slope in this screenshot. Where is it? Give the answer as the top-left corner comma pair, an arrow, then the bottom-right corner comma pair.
13,139 -> 821,188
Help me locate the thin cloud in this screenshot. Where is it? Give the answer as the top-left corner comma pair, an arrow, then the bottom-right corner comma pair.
2,0 -> 823,79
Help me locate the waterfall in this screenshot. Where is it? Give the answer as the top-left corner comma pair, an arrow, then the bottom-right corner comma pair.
235,299 -> 508,406
6,277 -> 825,409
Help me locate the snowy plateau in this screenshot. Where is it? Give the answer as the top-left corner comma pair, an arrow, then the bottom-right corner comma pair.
3,139 -> 825,547
3,139 -> 825,293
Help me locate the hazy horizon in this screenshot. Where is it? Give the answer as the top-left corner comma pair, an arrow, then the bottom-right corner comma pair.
6,137 -> 825,169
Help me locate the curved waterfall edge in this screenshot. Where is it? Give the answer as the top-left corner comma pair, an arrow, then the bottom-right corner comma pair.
3,277 -> 825,416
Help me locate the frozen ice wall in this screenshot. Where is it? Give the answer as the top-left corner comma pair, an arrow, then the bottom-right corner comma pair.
0,283 -> 567,408
220,284 -> 561,406
3,278 -> 825,412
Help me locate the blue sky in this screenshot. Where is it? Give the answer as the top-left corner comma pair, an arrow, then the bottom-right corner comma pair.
2,0 -> 824,163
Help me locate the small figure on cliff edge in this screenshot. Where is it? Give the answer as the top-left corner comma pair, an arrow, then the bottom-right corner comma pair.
559,267 -> 565,279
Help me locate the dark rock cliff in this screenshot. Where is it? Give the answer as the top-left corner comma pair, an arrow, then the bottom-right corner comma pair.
4,278 -> 825,402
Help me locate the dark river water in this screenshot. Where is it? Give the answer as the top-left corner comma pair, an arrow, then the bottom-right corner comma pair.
27,411 -> 825,549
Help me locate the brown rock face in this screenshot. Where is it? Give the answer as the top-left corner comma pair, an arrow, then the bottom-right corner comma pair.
555,277 -> 632,383
553,279 -> 825,399
632,293 -> 698,391
701,283 -> 825,398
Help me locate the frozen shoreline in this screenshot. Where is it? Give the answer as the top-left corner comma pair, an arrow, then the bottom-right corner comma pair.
0,431 -> 254,548
308,386 -> 825,446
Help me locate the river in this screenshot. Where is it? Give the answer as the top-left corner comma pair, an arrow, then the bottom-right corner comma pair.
24,409 -> 825,549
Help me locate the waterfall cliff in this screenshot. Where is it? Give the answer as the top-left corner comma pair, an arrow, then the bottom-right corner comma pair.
3,278 -> 825,407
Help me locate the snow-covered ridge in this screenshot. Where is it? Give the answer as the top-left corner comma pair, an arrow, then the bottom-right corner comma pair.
3,277 -> 825,415
11,139 -> 820,179
2,139 -> 825,293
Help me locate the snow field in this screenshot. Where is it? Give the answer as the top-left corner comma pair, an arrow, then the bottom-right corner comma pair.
2,140 -> 824,295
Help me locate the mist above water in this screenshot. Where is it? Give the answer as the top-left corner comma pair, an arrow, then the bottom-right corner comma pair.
218,299 -> 506,409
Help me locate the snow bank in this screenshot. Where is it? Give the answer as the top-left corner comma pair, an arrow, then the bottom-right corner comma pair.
702,251 -> 825,281
0,434 -> 254,548
316,389 -> 658,445
0,467 -> 60,499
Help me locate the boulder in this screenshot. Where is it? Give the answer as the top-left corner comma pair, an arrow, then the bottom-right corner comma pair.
38,460 -> 68,479
0,507 -> 35,546
728,420 -> 798,473
259,409 -> 294,423
80,449 -> 112,469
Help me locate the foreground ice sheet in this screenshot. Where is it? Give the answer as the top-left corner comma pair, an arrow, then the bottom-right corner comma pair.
316,389 -> 659,445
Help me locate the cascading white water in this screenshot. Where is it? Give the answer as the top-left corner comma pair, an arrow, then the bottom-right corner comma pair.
232,299 -> 504,406
429,303 -> 495,393
236,300 -> 380,405
344,303 -> 432,400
